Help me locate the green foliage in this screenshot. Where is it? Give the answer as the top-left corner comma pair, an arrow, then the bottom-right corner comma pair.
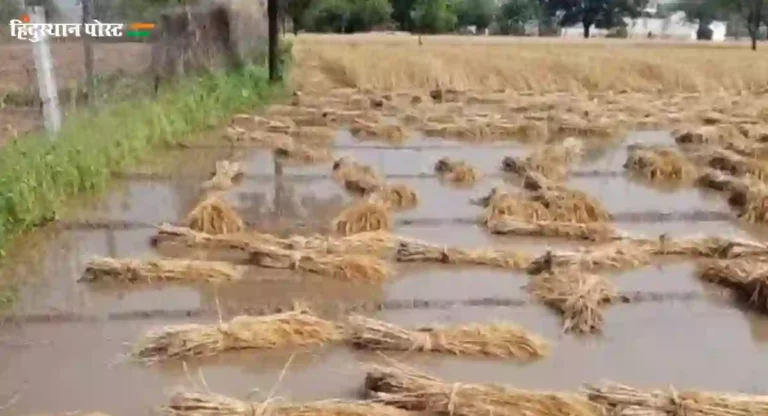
410,0 -> 458,32
497,0 -> 540,34
348,0 -> 394,31
455,0 -> 498,30
553,0 -> 645,33
285,0 -> 315,32
0,65 -> 284,258
303,0 -> 393,32
0,0 -> 22,22
304,0 -> 351,32
392,0 -> 418,29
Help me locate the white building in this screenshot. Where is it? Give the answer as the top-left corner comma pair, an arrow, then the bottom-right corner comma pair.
560,11 -> 727,41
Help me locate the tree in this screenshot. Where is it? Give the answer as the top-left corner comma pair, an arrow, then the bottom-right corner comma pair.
553,0 -> 645,37
347,0 -> 393,31
455,0 -> 498,31
496,0 -> 540,34
391,0 -> 418,29
410,0 -> 458,32
668,0 -> 725,39
285,0 -> 314,34
303,0 -> 392,32
303,0 -> 351,32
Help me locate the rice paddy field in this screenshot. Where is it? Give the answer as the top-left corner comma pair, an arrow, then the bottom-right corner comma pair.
6,34 -> 768,415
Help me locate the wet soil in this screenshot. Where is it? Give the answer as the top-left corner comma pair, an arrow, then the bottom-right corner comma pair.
3,130 -> 768,415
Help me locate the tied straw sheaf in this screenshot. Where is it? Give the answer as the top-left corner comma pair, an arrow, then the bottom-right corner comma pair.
131,308 -> 550,363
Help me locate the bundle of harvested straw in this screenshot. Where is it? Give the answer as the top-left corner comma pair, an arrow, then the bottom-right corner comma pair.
740,190 -> 768,223
527,241 -> 652,275
346,315 -> 549,361
528,271 -> 617,333
342,175 -> 382,197
623,145 -> 697,183
503,140 -> 583,181
373,184 -> 420,211
395,240 -> 532,270
248,243 -> 391,282
165,391 -> 410,416
332,157 -> 382,184
487,218 -> 621,242
274,142 -> 333,165
584,382 -> 768,416
201,160 -> 243,192
365,363 -> 601,416
648,235 -> 768,258
697,259 -> 768,313
80,257 -> 242,283
477,188 -> 551,223
132,309 -> 340,362
292,126 -> 338,145
698,148 -> 768,181
350,119 -> 407,143
230,114 -> 293,134
333,201 -> 393,236
224,126 -> 294,148
184,195 -> 244,235
434,157 -> 479,185
152,224 -> 402,258
528,187 -> 613,223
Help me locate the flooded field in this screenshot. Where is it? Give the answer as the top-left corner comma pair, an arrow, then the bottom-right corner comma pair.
6,79 -> 768,415
2,129 -> 768,414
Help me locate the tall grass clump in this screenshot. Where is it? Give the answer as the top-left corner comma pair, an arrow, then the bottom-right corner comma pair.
0,65 -> 286,257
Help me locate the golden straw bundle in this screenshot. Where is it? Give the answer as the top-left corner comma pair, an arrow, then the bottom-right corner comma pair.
478,188 -> 551,223
527,241 -> 652,275
274,142 -> 333,165
333,201 -> 393,236
224,126 -> 294,147
503,139 -> 583,181
365,363 -> 601,416
623,145 -> 697,183
165,391 -> 410,416
740,190 -> 768,223
585,382 -> 768,416
528,187 -> 613,223
292,126 -> 338,145
132,309 -> 341,362
648,234 -> 768,258
487,218 -> 621,242
699,148 -> 768,181
201,161 -> 243,192
373,184 -> 419,211
248,243 -> 391,282
434,157 -> 479,185
230,114 -> 293,134
332,157 -> 381,184
697,259 -> 768,313
152,224 -> 401,258
350,119 -> 407,143
528,271 -> 617,333
346,315 -> 549,361
395,240 -> 533,270
183,195 -> 244,235
79,257 -> 242,283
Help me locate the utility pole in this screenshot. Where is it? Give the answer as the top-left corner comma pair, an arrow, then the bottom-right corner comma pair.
29,5 -> 62,136
267,0 -> 280,82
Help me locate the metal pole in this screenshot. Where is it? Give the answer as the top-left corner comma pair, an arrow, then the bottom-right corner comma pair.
29,6 -> 62,136
82,0 -> 95,107
267,0 -> 279,82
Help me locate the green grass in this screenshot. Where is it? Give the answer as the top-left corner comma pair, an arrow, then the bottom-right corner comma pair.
0,56 -> 290,310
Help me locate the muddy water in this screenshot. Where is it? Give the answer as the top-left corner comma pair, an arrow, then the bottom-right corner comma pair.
4,130 -> 768,415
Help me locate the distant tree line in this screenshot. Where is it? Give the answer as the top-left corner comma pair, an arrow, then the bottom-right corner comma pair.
284,0 -> 767,48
